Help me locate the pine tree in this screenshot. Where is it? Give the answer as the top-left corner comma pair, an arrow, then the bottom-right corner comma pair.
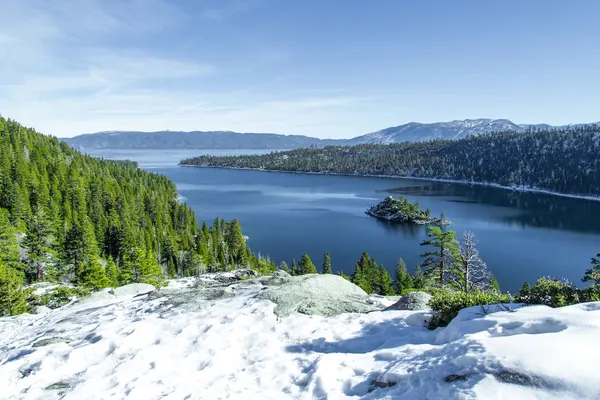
23,209 -> 54,281
77,260 -> 110,290
225,219 -> 246,266
120,247 -> 164,287
322,252 -> 332,274
279,261 -> 290,274
412,265 -> 426,289
378,265 -> 395,296
65,219 -> 99,274
0,260 -> 27,317
394,258 -> 413,294
490,277 -> 501,293
583,253 -> 600,286
0,210 -> 21,270
298,253 -> 317,275
291,259 -> 297,276
420,227 -> 459,287
105,258 -> 119,287
352,251 -> 373,293
519,281 -> 531,297
369,257 -> 382,294
217,244 -> 227,270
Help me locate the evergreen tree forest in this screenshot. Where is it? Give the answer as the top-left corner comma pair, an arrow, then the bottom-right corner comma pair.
350,251 -> 395,295
181,126 -> 600,197
0,118 -> 273,315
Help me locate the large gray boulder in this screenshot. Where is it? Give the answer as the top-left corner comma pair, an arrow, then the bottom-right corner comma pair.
78,290 -> 117,305
257,274 -> 382,317
385,291 -> 432,311
112,283 -> 155,297
258,270 -> 293,286
33,306 -> 52,315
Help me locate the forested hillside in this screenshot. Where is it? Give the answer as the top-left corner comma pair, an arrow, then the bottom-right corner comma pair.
0,118 -> 276,315
181,126 -> 600,197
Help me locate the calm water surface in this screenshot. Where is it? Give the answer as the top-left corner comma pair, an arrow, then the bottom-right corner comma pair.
86,149 -> 600,292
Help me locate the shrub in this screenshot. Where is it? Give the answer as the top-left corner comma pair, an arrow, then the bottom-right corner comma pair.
428,290 -> 513,329
26,286 -> 91,310
517,277 -> 579,307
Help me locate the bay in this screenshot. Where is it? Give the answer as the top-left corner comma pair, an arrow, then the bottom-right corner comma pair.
85,149 -> 600,292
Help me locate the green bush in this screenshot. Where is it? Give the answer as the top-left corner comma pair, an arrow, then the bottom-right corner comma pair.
26,286 -> 91,310
580,286 -> 600,302
517,277 -> 580,307
428,290 -> 513,329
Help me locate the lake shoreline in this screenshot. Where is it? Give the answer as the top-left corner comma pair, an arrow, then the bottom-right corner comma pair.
179,164 -> 600,202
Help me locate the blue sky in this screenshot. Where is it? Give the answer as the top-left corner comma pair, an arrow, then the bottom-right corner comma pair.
1,0 -> 598,138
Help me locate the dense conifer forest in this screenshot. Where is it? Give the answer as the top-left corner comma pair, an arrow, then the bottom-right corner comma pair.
2,117 -> 600,319
181,126 -> 600,197
0,118 -> 278,316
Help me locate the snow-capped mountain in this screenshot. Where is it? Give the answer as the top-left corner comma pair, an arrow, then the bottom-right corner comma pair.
349,119 -> 529,144
62,119 -> 599,149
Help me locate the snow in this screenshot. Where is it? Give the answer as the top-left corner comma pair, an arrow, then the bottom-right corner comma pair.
2,280 -> 600,400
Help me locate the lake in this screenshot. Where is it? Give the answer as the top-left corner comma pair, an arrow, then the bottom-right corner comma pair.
85,149 -> 600,292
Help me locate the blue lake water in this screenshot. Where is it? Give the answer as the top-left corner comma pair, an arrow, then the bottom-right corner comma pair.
86,149 -> 600,292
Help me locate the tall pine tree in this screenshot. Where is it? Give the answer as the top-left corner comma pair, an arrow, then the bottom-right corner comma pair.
352,251 -> 373,293
420,227 -> 459,287
0,210 -> 20,270
298,253 -> 317,275
394,258 -> 413,294
322,252 -> 332,274
0,260 -> 27,317
23,209 -> 54,281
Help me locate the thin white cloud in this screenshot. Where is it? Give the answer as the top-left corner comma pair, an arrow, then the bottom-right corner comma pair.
0,0 -> 390,139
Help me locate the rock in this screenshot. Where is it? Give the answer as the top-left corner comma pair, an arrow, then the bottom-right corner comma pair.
45,382 -> 70,391
445,374 -> 469,382
234,269 -> 259,281
33,306 -> 51,314
259,270 -> 293,286
147,286 -> 237,311
257,274 -> 382,317
77,290 -> 117,305
494,369 -> 561,390
112,283 -> 155,297
32,337 -> 68,348
368,379 -> 397,392
202,286 -> 235,300
193,269 -> 260,288
385,291 -> 432,311
495,370 -> 534,386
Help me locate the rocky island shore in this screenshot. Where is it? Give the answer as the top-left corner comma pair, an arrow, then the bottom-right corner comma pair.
366,196 -> 452,225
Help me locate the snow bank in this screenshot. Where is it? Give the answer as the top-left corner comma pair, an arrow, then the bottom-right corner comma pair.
1,278 -> 600,399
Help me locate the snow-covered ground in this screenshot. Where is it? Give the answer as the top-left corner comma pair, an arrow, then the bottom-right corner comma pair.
2,278 -> 600,400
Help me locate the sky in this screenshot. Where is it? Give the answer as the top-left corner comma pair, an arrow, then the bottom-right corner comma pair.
1,0 -> 599,139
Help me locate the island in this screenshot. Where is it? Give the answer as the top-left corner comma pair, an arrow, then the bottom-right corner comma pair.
366,196 -> 452,225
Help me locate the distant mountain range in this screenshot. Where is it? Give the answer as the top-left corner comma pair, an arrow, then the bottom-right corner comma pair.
63,119 -> 598,150
63,130 -> 335,150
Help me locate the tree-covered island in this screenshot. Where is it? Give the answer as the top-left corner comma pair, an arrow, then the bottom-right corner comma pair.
366,196 -> 451,225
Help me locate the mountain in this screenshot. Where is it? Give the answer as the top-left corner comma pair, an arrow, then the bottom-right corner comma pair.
348,119 -> 600,144
62,130 -> 338,150
182,124 -> 600,198
347,119 -> 526,144
63,119 -> 599,149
